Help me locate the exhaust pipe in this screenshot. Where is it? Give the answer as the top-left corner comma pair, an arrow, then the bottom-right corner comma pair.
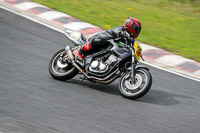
65,46 -> 85,73
65,46 -> 74,62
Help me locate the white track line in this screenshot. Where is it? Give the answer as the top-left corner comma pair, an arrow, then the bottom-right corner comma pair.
0,6 -> 199,82
0,6 -> 64,33
141,61 -> 200,82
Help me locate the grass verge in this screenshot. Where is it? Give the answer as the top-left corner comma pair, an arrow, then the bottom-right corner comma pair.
33,0 -> 200,61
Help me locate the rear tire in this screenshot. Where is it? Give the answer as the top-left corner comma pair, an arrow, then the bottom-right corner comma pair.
119,68 -> 152,100
49,49 -> 78,81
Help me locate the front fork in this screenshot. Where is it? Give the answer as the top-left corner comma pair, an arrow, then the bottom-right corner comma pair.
131,47 -> 136,83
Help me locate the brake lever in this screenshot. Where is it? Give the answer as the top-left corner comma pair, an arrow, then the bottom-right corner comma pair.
141,54 -> 145,61
129,37 -> 135,42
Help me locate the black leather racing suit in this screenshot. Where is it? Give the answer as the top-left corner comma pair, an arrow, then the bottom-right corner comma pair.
88,25 -> 132,49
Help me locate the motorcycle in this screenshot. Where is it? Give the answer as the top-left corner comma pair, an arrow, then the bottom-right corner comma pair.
49,28 -> 152,99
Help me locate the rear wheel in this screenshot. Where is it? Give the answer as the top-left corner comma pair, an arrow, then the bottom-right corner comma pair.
119,68 -> 152,100
49,49 -> 78,81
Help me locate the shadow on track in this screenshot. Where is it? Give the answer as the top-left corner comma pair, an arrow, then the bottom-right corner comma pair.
137,89 -> 193,106
65,78 -> 193,106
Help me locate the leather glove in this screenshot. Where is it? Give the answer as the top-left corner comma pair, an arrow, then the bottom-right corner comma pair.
120,31 -> 130,40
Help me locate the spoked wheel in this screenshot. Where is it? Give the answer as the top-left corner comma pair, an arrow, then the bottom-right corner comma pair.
119,68 -> 152,100
49,49 -> 78,81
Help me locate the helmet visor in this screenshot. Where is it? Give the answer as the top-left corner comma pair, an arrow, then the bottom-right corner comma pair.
135,27 -> 141,38
132,26 -> 141,38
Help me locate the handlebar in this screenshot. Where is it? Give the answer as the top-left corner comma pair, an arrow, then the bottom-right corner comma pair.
114,37 -> 135,43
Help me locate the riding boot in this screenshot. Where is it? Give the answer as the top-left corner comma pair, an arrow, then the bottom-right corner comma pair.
73,42 -> 92,60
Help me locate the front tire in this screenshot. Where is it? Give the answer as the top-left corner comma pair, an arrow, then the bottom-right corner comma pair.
119,68 -> 152,100
49,49 -> 78,81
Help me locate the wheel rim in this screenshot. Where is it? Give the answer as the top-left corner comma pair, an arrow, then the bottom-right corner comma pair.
51,51 -> 73,75
120,70 -> 148,96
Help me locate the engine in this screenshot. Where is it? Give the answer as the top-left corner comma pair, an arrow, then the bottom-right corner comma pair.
89,54 -> 118,73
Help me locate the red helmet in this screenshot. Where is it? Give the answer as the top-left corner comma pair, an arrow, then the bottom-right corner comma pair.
124,17 -> 141,38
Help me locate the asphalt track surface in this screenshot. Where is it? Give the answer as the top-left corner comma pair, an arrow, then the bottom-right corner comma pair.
0,8 -> 200,133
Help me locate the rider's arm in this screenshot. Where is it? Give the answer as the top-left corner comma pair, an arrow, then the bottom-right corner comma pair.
110,26 -> 130,39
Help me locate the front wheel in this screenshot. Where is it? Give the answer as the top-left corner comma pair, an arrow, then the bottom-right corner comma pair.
49,49 -> 78,81
119,68 -> 152,100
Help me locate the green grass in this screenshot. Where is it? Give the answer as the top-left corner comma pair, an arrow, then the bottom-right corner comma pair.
33,0 -> 200,61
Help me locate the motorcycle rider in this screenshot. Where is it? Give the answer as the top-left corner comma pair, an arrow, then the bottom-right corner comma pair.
73,17 -> 142,60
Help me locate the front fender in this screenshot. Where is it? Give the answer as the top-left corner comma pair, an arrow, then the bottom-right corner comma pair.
127,65 -> 150,71
135,65 -> 150,71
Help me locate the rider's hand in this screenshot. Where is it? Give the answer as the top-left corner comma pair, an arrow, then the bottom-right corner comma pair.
121,31 -> 130,40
